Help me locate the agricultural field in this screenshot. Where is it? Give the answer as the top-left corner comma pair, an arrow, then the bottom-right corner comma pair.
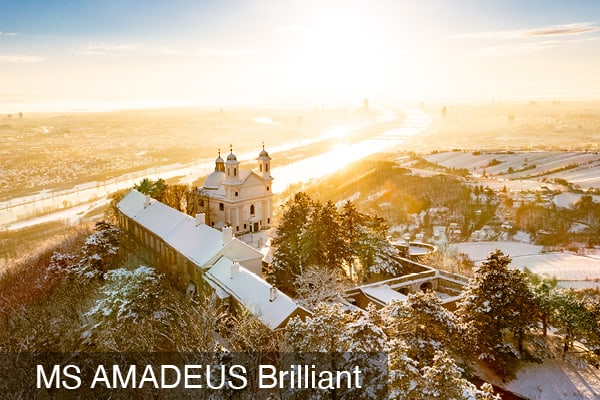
451,241 -> 600,290
424,150 -> 600,192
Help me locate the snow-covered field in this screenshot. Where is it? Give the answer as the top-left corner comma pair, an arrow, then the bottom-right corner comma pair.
424,151 -> 600,190
451,242 -> 600,289
506,358 -> 600,400
479,357 -> 600,400
509,253 -> 600,290
451,241 -> 543,263
554,192 -> 600,209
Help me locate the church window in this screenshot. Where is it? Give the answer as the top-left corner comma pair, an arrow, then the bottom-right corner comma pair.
199,199 -> 204,207
268,217 -> 270,224
250,204 -> 255,215
260,164 -> 262,172
244,224 -> 247,229
236,226 -> 239,231
235,191 -> 238,197
266,164 -> 269,172
219,203 -> 224,211
234,168 -> 237,177
266,186 -> 269,191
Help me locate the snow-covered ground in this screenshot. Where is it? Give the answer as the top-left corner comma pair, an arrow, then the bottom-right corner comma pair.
451,242 -> 600,289
554,192 -> 600,209
3,198 -> 110,231
424,151 -> 600,190
506,358 -> 600,400
451,241 -> 543,263
478,357 -> 600,400
510,253 -> 600,288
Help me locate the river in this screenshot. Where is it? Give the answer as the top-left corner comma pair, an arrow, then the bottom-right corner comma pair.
1,108 -> 431,231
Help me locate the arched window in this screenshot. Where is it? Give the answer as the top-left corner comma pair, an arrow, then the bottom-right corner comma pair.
250,204 -> 255,215
260,164 -> 262,172
234,168 -> 237,177
266,164 -> 269,172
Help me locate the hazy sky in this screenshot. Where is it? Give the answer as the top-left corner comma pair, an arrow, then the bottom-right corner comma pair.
1,0 -> 600,111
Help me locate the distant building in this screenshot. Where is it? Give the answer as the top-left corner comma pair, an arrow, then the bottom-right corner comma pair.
116,189 -> 308,330
194,145 -> 274,234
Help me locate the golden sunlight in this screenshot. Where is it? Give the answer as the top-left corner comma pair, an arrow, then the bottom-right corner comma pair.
285,11 -> 393,98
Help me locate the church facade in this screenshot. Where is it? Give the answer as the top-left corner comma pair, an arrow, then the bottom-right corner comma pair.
194,145 -> 273,234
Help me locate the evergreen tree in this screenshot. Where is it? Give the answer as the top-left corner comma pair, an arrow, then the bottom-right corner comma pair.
552,289 -> 600,354
384,292 -> 462,364
387,345 -> 500,399
268,192 -> 313,294
362,214 -> 401,277
458,250 -> 536,376
134,177 -> 167,199
301,200 -> 349,271
271,193 -> 399,293
76,221 -> 121,274
340,200 -> 366,263
420,351 -> 499,400
284,304 -> 387,399
531,278 -> 557,336
340,200 -> 400,279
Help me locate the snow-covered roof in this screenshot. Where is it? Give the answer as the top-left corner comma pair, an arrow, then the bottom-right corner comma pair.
117,189 -> 148,217
203,276 -> 231,300
117,190 -> 262,269
221,239 -> 263,267
361,285 -> 407,305
133,200 -> 189,238
203,170 -> 225,190
205,256 -> 301,329
163,218 -> 225,267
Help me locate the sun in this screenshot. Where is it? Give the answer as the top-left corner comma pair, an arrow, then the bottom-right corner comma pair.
285,11 -> 394,100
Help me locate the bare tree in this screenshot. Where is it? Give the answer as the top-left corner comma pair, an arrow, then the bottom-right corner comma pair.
294,265 -> 348,309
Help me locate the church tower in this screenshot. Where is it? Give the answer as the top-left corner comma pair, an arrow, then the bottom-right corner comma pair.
198,144 -> 274,236
225,145 -> 240,182
215,149 -> 225,172
257,142 -> 272,179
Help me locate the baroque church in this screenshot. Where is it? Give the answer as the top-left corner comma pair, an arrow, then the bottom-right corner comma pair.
194,145 -> 273,234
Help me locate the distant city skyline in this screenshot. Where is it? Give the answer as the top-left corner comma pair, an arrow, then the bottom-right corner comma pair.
1,0 -> 600,111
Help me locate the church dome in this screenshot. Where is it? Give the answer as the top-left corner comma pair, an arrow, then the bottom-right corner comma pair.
214,150 -> 225,172
203,170 -> 225,189
227,151 -> 237,161
258,143 -> 271,159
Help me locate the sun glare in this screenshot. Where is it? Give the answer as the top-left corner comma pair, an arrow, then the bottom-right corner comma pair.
287,11 -> 392,99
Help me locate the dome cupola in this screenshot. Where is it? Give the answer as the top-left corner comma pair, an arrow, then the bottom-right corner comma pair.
225,144 -> 240,182
227,149 -> 237,161
257,142 -> 272,178
215,149 -> 225,172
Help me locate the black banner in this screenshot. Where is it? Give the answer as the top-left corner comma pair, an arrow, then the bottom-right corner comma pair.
0,352 -> 388,399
